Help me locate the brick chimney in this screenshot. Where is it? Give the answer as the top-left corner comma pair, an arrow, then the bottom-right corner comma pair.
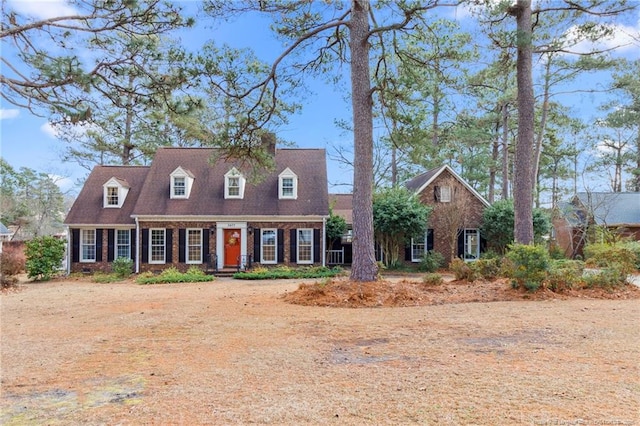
261,132 -> 276,156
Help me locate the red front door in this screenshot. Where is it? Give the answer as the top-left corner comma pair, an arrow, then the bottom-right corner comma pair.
224,229 -> 241,267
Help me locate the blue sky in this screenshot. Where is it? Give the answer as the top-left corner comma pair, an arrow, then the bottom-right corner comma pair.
1,1 -> 639,196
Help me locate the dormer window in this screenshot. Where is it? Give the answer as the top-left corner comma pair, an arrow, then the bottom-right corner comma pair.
225,168 -> 245,199
170,167 -> 194,199
103,177 -> 129,208
279,168 -> 298,199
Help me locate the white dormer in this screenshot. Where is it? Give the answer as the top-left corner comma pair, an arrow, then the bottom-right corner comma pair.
224,167 -> 245,199
279,167 -> 298,199
170,166 -> 195,199
103,177 -> 130,208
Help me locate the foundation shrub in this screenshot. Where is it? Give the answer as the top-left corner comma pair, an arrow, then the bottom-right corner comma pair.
418,250 -> 445,273
111,257 -> 134,278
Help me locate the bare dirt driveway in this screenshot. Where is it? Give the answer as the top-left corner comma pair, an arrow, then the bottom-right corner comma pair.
1,276 -> 639,425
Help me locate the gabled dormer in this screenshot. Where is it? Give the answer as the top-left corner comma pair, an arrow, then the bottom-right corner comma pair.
224,167 -> 245,199
103,177 -> 130,208
170,166 -> 195,199
278,167 -> 298,200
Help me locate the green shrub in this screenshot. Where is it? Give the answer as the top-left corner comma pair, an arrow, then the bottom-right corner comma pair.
112,257 -> 134,278
422,272 -> 443,286
583,264 -> 628,289
418,250 -> 445,273
234,266 -> 343,280
621,241 -> 640,270
470,258 -> 501,280
24,236 -> 66,281
546,260 -> 585,292
136,266 -> 215,284
505,244 -> 550,292
583,243 -> 636,274
448,258 -> 477,281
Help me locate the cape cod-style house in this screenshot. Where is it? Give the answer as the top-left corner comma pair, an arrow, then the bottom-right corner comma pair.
64,143 -> 329,274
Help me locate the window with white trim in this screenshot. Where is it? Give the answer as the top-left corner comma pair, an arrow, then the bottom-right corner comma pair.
439,186 -> 452,203
225,168 -> 245,199
186,228 -> 202,264
297,229 -> 313,264
173,176 -> 186,197
411,236 -> 426,262
463,228 -> 480,261
81,229 -> 96,262
278,168 -> 298,199
150,229 -> 166,264
106,187 -> 119,206
261,229 -> 277,264
116,229 -> 130,259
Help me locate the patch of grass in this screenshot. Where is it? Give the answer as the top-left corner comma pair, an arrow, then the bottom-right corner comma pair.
234,266 -> 343,280
137,266 -> 215,285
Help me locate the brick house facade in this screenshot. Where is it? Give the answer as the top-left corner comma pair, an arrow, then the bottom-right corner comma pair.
405,165 -> 489,265
65,145 -> 329,274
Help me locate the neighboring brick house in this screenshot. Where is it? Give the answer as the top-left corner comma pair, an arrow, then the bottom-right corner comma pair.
328,165 -> 489,266
553,192 -> 640,258
64,146 -> 329,274
406,165 -> 490,264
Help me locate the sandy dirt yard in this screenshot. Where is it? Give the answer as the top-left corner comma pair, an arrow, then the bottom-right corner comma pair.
1,275 -> 639,425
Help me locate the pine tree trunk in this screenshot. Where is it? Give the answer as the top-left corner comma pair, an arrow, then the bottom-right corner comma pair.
512,0 -> 535,245
501,102 -> 510,199
349,0 -> 378,281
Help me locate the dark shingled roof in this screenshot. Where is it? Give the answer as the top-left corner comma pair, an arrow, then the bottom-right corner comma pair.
574,192 -> 640,226
132,147 -> 329,217
64,166 -> 150,225
405,167 -> 441,192
329,193 -> 353,224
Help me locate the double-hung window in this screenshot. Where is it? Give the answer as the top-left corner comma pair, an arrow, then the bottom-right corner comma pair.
173,176 -> 186,197
106,187 -> 119,206
411,236 -> 426,262
81,229 -> 96,262
150,229 -> 166,264
228,177 -> 240,196
116,229 -> 130,259
261,229 -> 277,264
297,229 -> 313,264
186,229 -> 202,264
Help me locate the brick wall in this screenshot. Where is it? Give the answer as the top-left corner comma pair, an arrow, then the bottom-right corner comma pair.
416,169 -> 486,265
69,220 -> 326,274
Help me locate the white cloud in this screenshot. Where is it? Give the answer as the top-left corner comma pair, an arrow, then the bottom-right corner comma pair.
40,122 -> 59,139
564,15 -> 640,55
0,109 -> 20,120
8,0 -> 78,20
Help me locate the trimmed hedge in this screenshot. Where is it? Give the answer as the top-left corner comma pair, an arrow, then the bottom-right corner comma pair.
234,266 -> 343,280
137,266 -> 215,284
